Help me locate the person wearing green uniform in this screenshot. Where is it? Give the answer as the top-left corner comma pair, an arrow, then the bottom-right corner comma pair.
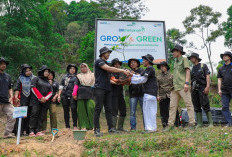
77,63 -> 95,130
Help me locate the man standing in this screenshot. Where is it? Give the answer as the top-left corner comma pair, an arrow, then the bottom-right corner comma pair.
131,54 -> 157,133
128,58 -> 144,131
188,53 -> 213,127
0,57 -> 16,138
157,61 -> 181,130
94,47 -> 131,137
217,51 -> 232,127
165,44 -> 195,131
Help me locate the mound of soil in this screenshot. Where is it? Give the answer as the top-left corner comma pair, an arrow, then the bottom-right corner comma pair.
0,128 -> 85,157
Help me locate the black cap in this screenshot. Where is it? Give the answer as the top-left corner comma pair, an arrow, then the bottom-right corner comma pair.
220,51 -> 232,60
99,47 -> 112,57
142,54 -> 154,65
171,44 -> 186,55
111,58 -> 122,66
157,61 -> 170,70
0,57 -> 9,65
128,58 -> 140,68
187,52 -> 202,62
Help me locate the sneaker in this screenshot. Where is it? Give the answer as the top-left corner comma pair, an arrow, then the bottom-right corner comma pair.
108,128 -> 119,134
94,128 -> 103,137
29,132 -> 36,137
36,132 -> 45,136
4,132 -> 16,138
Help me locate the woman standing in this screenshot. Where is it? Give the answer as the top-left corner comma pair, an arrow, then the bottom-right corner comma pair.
42,71 -> 59,132
29,65 -> 52,137
58,64 -> 78,130
14,64 -> 34,136
77,63 -> 95,130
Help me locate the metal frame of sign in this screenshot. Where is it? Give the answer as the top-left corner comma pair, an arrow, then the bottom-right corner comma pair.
94,18 -> 168,64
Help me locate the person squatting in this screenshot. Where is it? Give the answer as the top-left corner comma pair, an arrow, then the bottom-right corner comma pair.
0,45 -> 232,138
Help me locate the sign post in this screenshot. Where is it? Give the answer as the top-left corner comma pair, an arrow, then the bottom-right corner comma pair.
95,19 -> 167,64
13,106 -> 28,145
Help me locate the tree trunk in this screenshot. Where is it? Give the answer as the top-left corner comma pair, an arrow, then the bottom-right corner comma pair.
206,48 -> 214,76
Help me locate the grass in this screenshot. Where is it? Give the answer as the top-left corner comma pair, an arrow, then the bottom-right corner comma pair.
81,126 -> 232,157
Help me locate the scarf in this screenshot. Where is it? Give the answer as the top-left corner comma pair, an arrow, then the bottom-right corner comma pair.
77,63 -> 95,86
19,74 -> 34,97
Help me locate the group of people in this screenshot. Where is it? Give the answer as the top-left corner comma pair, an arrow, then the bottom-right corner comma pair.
0,43 -> 232,138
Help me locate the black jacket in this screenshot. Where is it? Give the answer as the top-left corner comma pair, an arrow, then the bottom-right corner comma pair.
129,68 -> 144,98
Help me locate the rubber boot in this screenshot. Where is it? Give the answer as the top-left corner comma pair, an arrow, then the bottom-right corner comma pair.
112,116 -> 118,129
196,112 -> 203,128
206,112 -> 213,127
117,116 -> 127,132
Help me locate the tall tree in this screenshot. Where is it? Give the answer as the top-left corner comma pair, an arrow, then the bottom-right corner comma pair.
96,0 -> 147,19
183,5 -> 223,76
223,5 -> 232,49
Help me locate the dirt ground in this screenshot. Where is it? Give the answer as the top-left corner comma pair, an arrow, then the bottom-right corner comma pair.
0,127 -> 86,157
0,104 -> 144,157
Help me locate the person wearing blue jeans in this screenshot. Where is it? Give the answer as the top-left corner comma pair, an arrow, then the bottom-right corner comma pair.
130,97 -> 143,130
217,51 -> 232,127
128,58 -> 144,131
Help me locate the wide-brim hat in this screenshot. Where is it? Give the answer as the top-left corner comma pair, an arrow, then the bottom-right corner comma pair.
38,65 -> 51,77
0,57 -> 9,65
157,61 -> 170,70
21,64 -> 32,71
128,58 -> 140,68
142,54 -> 155,65
111,58 -> 122,66
187,52 -> 202,62
66,64 -> 78,74
171,44 -> 186,55
99,47 -> 112,57
220,51 -> 232,60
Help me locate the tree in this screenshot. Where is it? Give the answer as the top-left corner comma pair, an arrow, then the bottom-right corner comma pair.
0,0 -> 65,79
67,0 -> 112,31
166,28 -> 187,70
183,5 -> 223,76
223,5 -> 232,49
96,0 -> 147,19
46,0 -> 68,36
77,31 -> 95,68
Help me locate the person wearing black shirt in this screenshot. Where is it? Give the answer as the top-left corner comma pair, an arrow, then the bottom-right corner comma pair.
188,53 -> 213,127
93,47 -> 131,137
110,58 -> 127,131
29,65 -> 53,137
128,58 -> 144,131
14,64 -> 35,136
0,57 -> 16,138
58,64 -> 79,130
217,51 -> 232,127
42,71 -> 59,132
131,54 -> 158,133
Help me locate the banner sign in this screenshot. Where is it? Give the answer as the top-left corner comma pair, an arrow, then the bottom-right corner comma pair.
95,19 -> 167,63
13,106 -> 28,118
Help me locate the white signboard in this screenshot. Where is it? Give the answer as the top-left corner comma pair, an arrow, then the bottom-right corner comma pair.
95,19 -> 167,63
13,106 -> 28,118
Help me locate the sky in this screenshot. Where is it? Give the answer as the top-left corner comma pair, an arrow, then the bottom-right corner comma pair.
64,0 -> 232,71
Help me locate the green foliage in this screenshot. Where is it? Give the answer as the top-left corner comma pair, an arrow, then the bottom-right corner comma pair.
111,35 -> 130,61
96,0 -> 148,19
223,5 -> 232,49
77,31 -> 95,68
